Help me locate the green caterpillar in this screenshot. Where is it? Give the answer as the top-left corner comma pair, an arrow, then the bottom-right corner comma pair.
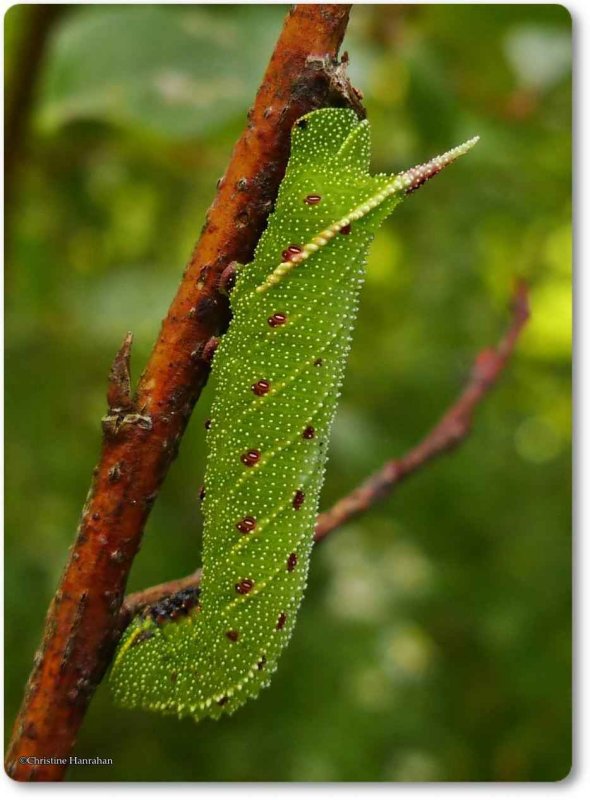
110,108 -> 477,721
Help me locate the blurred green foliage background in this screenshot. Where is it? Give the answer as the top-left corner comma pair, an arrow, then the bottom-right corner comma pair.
4,3 -> 571,782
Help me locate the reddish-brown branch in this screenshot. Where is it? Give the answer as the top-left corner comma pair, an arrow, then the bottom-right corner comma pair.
123,283 -> 530,618
6,5 -> 357,781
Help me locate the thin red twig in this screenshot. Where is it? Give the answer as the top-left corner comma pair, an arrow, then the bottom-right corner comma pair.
314,282 -> 530,541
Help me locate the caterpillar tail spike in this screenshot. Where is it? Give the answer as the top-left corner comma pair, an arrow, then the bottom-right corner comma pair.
256,133 -> 479,294
110,108 -> 478,722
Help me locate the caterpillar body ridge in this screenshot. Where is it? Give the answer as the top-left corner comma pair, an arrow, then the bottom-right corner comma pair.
110,107 -> 477,721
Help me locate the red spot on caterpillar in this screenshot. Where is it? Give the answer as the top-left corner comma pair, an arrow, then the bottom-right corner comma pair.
226,630 -> 239,642
287,553 -> 298,572
276,612 -> 287,630
340,224 -> 352,235
293,490 -> 305,510
302,426 -> 315,440
281,244 -> 302,261
235,579 -> 255,595
236,516 -> 257,534
252,379 -> 271,396
268,312 -> 287,327
204,418 -> 212,430
241,449 -> 261,467
304,194 -> 322,205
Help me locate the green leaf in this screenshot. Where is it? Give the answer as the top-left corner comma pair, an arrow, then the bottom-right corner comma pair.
36,5 -> 284,139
